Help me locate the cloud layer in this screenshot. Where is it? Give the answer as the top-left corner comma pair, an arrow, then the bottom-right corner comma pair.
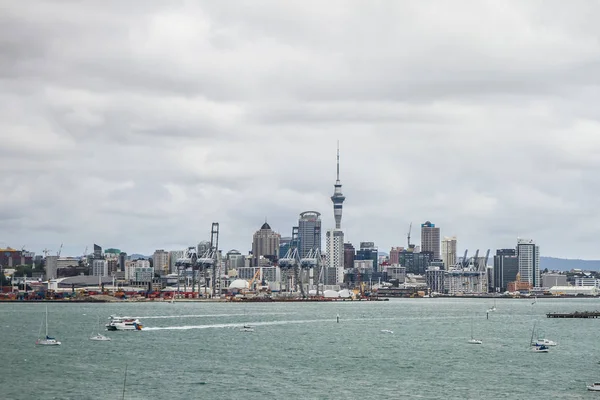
2,1 -> 600,259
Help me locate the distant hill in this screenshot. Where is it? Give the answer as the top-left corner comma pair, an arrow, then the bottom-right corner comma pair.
129,254 -> 150,260
541,257 -> 600,271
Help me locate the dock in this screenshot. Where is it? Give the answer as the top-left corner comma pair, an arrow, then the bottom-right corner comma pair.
546,311 -> 600,318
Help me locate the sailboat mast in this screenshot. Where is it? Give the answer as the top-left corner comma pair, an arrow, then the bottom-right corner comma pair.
45,306 -> 48,337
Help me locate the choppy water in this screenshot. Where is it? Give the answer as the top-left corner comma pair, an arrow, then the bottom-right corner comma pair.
1,298 -> 599,399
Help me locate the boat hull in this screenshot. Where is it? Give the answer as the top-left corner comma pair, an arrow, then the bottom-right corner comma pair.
36,339 -> 61,346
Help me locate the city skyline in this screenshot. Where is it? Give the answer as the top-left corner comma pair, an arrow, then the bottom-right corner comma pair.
2,2 -> 600,259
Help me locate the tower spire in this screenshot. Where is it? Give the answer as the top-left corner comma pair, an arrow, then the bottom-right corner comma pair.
331,142 -> 345,229
336,140 -> 340,181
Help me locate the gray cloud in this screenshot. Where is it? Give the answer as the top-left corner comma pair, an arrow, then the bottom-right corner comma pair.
1,1 -> 600,259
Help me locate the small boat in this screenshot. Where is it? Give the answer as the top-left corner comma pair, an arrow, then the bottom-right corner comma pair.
36,306 -> 61,346
468,316 -> 482,344
240,325 -> 254,332
380,329 -> 394,334
106,315 -> 143,331
532,345 -> 549,353
587,383 -> 600,391
532,338 -> 557,347
90,316 -> 111,341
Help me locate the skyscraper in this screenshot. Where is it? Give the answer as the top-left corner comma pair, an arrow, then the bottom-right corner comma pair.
441,236 -> 457,269
420,221 -> 440,260
517,238 -> 540,288
330,142 -> 345,229
493,249 -> 518,292
252,222 -> 281,266
298,211 -> 321,258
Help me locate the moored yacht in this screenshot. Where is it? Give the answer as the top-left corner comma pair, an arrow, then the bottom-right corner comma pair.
532,338 -> 557,347
106,315 -> 143,331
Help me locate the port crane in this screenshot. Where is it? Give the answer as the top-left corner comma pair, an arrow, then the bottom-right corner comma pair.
407,222 -> 412,248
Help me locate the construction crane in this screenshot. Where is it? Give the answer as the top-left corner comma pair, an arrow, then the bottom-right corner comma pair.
42,248 -> 51,258
407,222 -> 412,248
57,243 -> 63,257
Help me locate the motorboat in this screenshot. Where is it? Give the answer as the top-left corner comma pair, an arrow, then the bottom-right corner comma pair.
532,338 -> 557,347
587,383 -> 600,391
106,315 -> 143,331
240,325 -> 254,332
90,333 -> 112,341
532,345 -> 549,353
467,338 -> 483,345
36,306 -> 61,346
380,329 -> 394,334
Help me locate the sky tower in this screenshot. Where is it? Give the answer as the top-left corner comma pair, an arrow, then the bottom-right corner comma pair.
331,142 -> 345,229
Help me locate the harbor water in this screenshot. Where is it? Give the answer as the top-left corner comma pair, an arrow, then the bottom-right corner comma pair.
1,298 -> 599,399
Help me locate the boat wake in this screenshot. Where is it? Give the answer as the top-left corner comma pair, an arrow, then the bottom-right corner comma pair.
132,312 -> 294,319
144,317 -> 363,331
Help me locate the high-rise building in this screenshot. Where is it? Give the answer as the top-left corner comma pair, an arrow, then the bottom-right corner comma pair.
493,249 -> 518,292
119,252 -> 127,272
252,222 -> 281,266
92,259 -> 108,277
325,229 -> 344,284
517,238 -> 540,288
344,243 -> 356,269
298,211 -> 321,258
168,250 -> 184,274
330,143 -> 346,229
45,256 -> 58,280
356,242 -> 378,272
441,236 -> 457,269
420,221 -> 440,260
226,249 -> 246,270
152,250 -> 169,276
93,244 -> 103,259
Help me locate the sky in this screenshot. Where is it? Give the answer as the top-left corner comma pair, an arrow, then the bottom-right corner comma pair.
1,1 -> 600,260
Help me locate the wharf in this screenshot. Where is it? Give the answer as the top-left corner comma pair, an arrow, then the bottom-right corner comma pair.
546,311 -> 600,318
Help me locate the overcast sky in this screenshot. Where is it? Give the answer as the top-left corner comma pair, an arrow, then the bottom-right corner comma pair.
1,1 -> 600,260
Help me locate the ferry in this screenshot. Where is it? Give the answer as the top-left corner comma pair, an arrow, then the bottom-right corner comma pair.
106,315 -> 143,331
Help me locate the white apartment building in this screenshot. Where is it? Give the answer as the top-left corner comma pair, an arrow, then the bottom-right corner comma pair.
517,238 -> 540,288
92,259 -> 108,277
441,236 -> 457,269
326,228 -> 344,284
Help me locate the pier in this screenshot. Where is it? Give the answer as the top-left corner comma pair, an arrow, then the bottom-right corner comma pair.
546,311 -> 600,318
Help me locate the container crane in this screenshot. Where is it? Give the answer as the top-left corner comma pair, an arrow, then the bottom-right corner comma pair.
407,222 -> 412,248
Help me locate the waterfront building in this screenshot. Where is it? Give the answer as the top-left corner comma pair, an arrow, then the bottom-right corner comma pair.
298,211 -> 321,258
542,273 -> 567,288
153,250 -> 169,275
445,270 -> 487,295
420,221 -> 441,260
344,243 -> 355,269
252,222 -> 281,267
441,237 -> 457,269
426,266 -> 445,293
517,238 -> 540,288
574,277 -> 600,288
384,265 -> 406,283
0,247 -> 34,267
493,249 -> 519,293
356,242 -> 378,272
399,250 -> 431,275
91,259 -> 108,277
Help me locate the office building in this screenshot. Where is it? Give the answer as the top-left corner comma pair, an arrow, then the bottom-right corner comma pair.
252,222 -> 281,266
441,236 -> 457,269
92,259 -> 108,277
421,221 -> 440,260
517,238 -> 540,288
493,249 -> 519,292
344,243 -> 355,269
153,250 -> 169,275
298,211 -> 321,258
356,242 -> 378,272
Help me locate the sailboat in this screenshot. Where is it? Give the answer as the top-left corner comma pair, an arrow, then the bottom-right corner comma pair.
90,316 -> 111,341
467,317 -> 482,344
530,323 -> 556,347
487,298 -> 497,312
530,322 -> 549,353
36,306 -> 61,346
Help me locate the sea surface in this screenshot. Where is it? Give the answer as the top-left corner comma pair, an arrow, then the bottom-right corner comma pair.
1,298 -> 599,399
